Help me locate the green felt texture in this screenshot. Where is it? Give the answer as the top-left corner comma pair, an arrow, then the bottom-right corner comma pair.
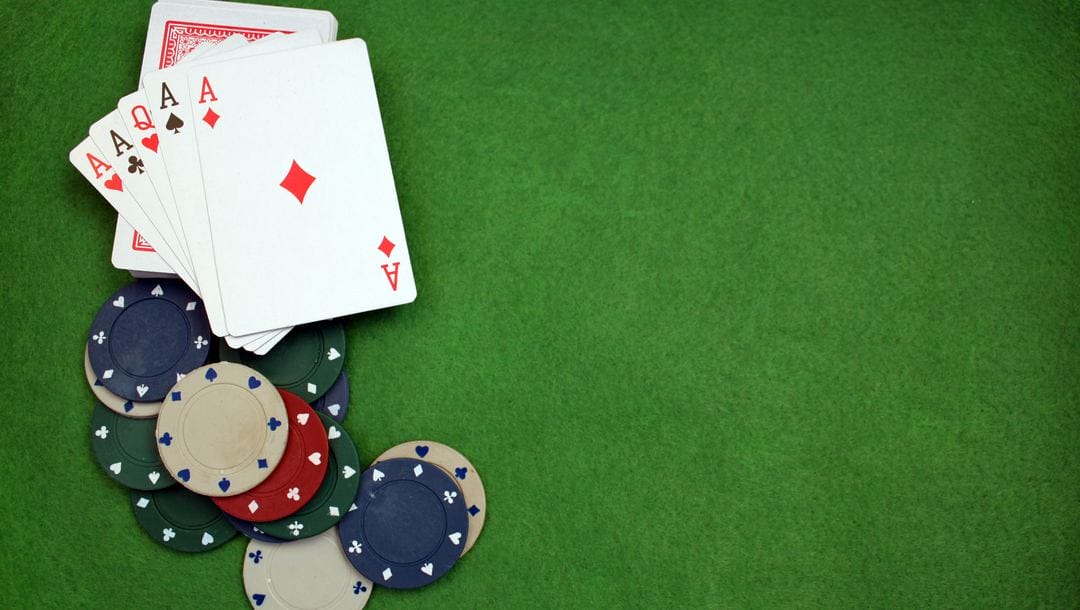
1,0 -> 1079,607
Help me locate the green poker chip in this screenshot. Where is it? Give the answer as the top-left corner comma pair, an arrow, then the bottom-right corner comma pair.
258,413 -> 361,540
218,320 -> 346,402
90,403 -> 174,491
130,486 -> 237,553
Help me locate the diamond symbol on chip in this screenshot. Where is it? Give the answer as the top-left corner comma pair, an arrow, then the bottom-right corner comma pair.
377,236 -> 395,257
382,568 -> 392,581
202,107 -> 220,128
185,301 -> 196,311
136,497 -> 149,508
328,506 -> 340,517
103,369 -> 114,379
307,382 -> 317,395
413,464 -> 424,477
279,160 -> 315,204
248,500 -> 259,514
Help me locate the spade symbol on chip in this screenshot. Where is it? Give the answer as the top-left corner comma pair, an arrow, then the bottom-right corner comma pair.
127,155 -> 144,174
165,113 -> 184,134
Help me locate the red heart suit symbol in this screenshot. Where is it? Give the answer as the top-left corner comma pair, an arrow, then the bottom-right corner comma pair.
141,133 -> 159,152
104,174 -> 123,192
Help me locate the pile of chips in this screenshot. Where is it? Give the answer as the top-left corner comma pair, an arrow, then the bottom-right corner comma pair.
86,280 -> 486,608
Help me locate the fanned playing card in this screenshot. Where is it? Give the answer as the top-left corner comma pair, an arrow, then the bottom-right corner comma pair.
143,32 -> 319,344
190,39 -> 417,334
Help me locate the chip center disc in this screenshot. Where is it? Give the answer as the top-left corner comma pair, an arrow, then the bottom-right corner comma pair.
156,486 -> 221,528
364,481 -> 445,564
182,385 -> 266,470
110,299 -> 188,377
116,416 -> 157,465
254,326 -> 321,386
268,536 -> 351,607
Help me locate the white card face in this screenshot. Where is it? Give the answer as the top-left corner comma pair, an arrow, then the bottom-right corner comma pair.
70,137 -> 176,276
140,0 -> 336,78
88,112 -> 197,286
113,218 -> 174,275
143,31 -> 317,340
116,90 -> 196,281
191,39 -> 417,334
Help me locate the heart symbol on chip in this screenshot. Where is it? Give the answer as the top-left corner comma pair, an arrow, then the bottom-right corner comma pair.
141,133 -> 159,152
252,594 -> 266,606
415,445 -> 430,457
103,174 -> 123,192
218,478 -> 231,492
448,532 -> 462,545
297,413 -> 310,425
327,404 -> 341,416
201,532 -> 214,546
421,563 -> 434,576
151,285 -> 164,296
205,367 -> 218,381
248,376 -> 261,389
148,471 -> 160,484
308,452 -> 322,466
326,347 -> 341,360
109,462 -> 122,474
112,296 -> 125,307
327,426 -> 341,440
177,469 -> 190,482
136,384 -> 149,397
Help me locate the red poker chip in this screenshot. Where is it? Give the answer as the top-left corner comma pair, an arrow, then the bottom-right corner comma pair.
213,390 -> 330,522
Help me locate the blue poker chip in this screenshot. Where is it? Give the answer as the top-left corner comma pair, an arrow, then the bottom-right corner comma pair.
338,457 -> 469,590
224,514 -> 287,544
87,280 -> 211,402
310,371 -> 349,422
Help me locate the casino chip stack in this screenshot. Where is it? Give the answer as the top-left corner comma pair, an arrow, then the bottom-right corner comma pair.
84,280 -> 486,608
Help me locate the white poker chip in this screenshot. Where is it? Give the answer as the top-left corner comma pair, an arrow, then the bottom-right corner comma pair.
243,527 -> 373,609
156,362 -> 288,497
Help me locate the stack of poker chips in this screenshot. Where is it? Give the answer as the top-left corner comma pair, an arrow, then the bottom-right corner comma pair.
85,280 -> 487,608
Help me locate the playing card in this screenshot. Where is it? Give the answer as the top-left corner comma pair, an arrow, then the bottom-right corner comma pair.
88,112 -> 197,287
191,39 -> 417,334
143,31 -> 319,341
112,217 -> 174,276
140,0 -> 336,78
70,137 -> 177,276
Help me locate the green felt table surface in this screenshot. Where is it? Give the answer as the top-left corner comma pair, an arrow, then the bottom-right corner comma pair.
1,0 -> 1078,607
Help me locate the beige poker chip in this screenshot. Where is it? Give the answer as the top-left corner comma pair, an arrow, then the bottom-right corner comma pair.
243,527 -> 373,609
371,440 -> 487,555
156,362 -> 288,497
84,346 -> 160,418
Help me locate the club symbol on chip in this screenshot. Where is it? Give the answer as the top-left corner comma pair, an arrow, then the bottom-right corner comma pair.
127,155 -> 144,174
353,581 -> 367,595
92,331 -> 106,344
